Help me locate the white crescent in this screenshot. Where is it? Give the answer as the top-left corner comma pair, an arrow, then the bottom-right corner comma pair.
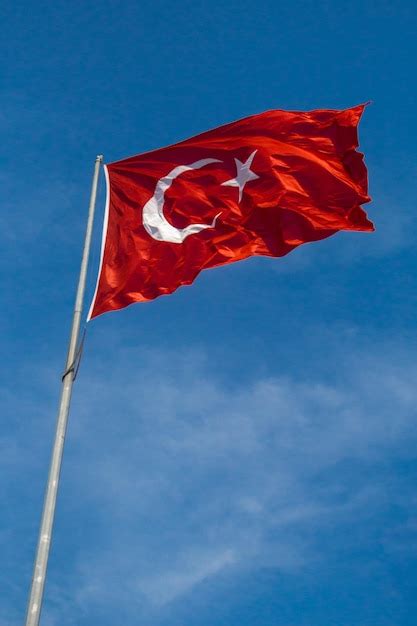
142,158 -> 222,244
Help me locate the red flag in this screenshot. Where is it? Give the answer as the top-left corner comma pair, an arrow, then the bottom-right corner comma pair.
88,105 -> 373,319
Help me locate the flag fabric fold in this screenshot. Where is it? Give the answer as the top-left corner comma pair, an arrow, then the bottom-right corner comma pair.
88,105 -> 373,320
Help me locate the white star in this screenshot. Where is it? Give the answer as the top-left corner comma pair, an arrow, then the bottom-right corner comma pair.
221,150 -> 259,202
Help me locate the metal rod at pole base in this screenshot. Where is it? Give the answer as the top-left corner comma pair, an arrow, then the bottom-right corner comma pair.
24,155 -> 103,626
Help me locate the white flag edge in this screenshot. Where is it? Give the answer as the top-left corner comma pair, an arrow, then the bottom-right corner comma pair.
86,163 -> 110,322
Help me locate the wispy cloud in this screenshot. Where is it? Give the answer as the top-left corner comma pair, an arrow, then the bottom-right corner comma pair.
3,336 -> 417,625
43,340 -> 417,617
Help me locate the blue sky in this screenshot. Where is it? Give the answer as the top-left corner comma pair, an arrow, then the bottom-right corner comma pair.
1,1 -> 417,624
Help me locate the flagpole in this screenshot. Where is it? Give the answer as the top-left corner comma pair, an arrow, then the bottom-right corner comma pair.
24,155 -> 103,626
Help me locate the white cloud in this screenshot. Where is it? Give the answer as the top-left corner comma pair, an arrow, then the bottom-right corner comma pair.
4,338 -> 417,625
51,340 -> 417,615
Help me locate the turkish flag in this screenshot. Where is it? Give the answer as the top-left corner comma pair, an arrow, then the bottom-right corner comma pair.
88,105 -> 373,319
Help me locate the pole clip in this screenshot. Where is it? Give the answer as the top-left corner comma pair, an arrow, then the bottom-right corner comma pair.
61,328 -> 86,382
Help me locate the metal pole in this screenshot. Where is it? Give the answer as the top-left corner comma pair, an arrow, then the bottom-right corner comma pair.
24,155 -> 103,626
